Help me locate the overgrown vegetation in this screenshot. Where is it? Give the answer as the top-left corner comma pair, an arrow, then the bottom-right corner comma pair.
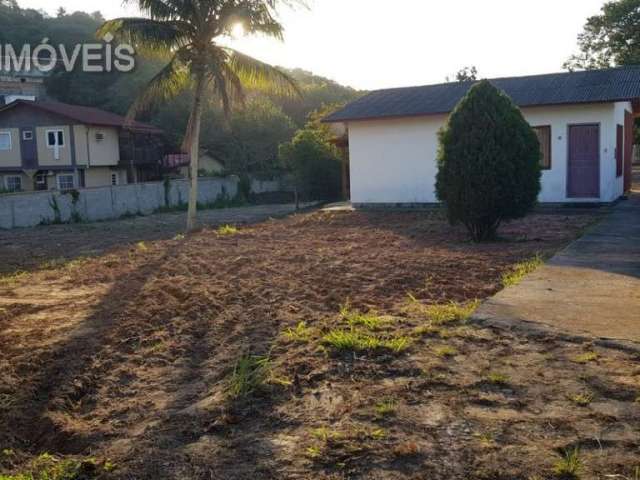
435,80 -> 542,241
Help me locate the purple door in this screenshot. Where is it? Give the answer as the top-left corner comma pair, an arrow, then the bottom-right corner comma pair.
568,124 -> 600,198
20,127 -> 38,169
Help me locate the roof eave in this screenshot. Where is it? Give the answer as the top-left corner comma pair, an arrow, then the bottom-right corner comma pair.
323,97 -> 640,124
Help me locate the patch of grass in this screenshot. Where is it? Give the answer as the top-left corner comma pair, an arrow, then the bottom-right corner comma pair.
406,295 -> 479,326
173,233 -> 185,241
227,355 -> 271,399
322,329 -> 412,354
502,254 -> 543,287
305,445 -> 322,459
433,345 -> 458,358
553,448 -> 582,479
573,352 -> 599,364
311,427 -> 343,442
425,301 -> 479,326
0,453 -> 113,480
217,224 -> 239,236
569,392 -> 594,407
486,372 -> 510,386
339,304 -> 392,330
474,432 -> 496,448
283,322 -> 314,343
374,398 -> 397,418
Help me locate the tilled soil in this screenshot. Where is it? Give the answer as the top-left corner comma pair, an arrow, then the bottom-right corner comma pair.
1,209 -> 638,480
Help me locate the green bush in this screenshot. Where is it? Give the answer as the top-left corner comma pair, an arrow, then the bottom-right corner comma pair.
279,128 -> 341,201
435,80 -> 541,241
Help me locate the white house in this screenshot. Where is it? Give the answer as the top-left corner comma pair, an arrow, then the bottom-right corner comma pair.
324,67 -> 638,205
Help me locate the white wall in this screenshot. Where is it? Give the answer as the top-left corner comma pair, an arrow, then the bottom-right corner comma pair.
347,102 -> 629,204
349,116 -> 446,203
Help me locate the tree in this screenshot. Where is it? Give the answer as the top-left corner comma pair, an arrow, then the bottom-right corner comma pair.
99,0 -> 303,231
279,105 -> 343,201
435,81 -> 541,242
224,97 -> 295,178
447,66 -> 478,83
565,0 -> 640,70
56,6 -> 66,18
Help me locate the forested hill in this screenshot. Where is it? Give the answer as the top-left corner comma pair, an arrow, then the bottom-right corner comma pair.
0,0 -> 361,179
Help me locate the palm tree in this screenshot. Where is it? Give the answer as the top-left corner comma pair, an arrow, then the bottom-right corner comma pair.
99,0 -> 303,231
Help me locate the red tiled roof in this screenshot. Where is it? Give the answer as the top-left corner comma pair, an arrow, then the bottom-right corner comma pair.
0,100 -> 163,134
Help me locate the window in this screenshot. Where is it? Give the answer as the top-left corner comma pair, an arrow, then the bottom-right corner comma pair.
5,175 -> 22,192
0,132 -> 11,151
95,132 -> 105,142
22,130 -> 33,141
111,172 -> 119,186
57,174 -> 75,191
616,124 -> 623,177
533,126 -> 552,170
46,129 -> 65,148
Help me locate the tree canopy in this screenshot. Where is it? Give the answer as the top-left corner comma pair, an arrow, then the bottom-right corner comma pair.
565,0 -> 640,69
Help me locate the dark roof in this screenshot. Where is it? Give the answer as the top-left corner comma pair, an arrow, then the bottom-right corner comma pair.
324,66 -> 640,123
0,100 -> 163,134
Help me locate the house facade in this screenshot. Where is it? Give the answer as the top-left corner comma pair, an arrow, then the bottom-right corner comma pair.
325,67 -> 639,205
0,100 -> 164,192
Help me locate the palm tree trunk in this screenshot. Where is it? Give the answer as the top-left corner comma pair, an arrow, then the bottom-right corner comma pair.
186,71 -> 207,232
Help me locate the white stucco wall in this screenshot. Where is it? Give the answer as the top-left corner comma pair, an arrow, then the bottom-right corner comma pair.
347,102 -> 629,204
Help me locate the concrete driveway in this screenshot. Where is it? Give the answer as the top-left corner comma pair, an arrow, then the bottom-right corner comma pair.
474,167 -> 640,344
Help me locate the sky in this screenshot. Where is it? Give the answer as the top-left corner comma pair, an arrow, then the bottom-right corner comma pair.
19,0 -> 608,91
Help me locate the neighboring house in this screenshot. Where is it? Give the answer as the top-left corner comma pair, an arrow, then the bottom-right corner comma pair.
0,100 -> 164,192
163,149 -> 225,177
0,67 -> 48,104
324,66 -> 639,205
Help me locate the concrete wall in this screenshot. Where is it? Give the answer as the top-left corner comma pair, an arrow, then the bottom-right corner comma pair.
0,128 -> 22,167
347,102 -> 628,205
0,176 -> 240,229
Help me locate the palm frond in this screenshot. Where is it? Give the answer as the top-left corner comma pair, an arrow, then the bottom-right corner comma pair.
97,17 -> 193,54
126,54 -> 191,122
223,47 -> 301,98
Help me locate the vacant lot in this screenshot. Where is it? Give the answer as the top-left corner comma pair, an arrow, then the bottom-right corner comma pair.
1,209 -> 638,480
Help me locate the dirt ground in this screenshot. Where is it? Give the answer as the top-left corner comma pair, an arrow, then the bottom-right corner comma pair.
1,209 -> 638,480
0,203 -> 308,276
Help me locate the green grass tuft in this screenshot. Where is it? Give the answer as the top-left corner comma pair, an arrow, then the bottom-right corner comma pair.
339,305 -> 392,330
374,398 -> 397,417
554,448 -> 583,479
283,322 -> 314,343
573,352 -> 598,364
502,254 -> 543,287
322,329 -> 412,354
217,224 -> 239,236
227,355 -> 271,399
569,392 -> 594,407
486,372 -> 510,385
